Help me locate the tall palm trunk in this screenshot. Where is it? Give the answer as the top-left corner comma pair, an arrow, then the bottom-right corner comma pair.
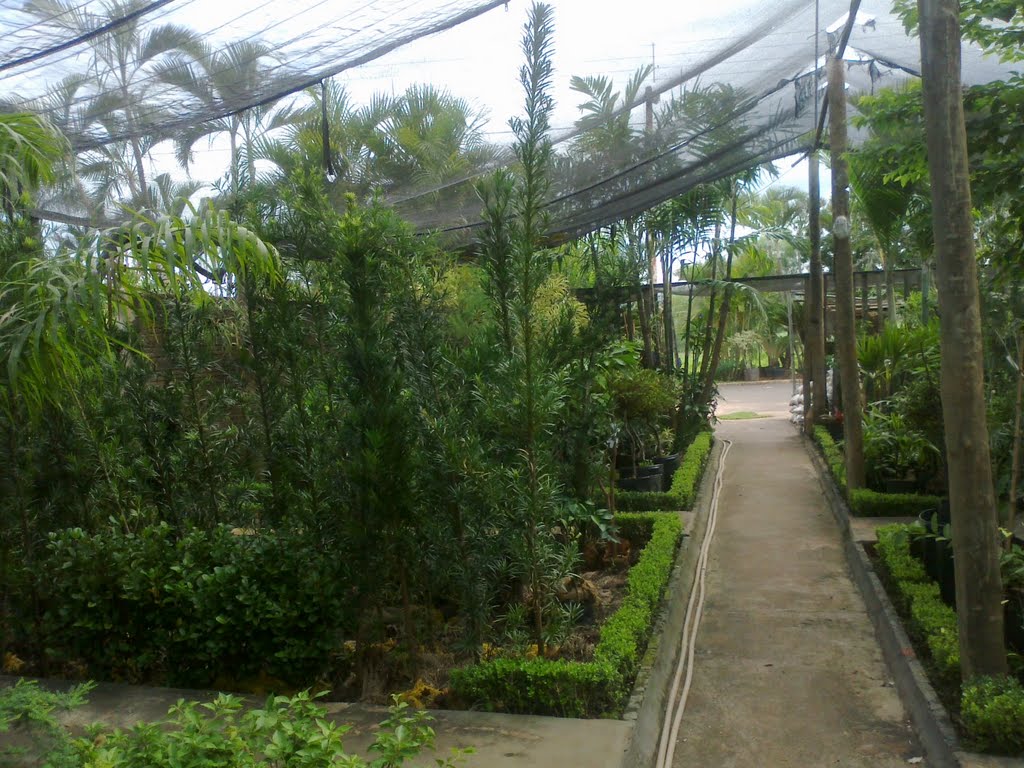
701,185 -> 738,405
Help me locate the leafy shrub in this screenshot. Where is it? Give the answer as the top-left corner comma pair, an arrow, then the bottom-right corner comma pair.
962,676 -> 1024,756
615,429 -> 712,511
849,489 -> 944,517
39,524 -> 353,687
0,682 -> 469,768
861,407 -> 940,492
815,429 -> 943,516
450,511 -> 683,716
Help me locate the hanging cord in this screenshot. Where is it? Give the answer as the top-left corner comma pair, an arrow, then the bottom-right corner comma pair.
321,80 -> 338,183
655,438 -> 733,768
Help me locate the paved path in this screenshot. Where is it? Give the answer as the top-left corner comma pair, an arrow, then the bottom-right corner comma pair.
668,382 -> 923,767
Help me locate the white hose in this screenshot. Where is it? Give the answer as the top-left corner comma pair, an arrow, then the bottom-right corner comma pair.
654,438 -> 732,768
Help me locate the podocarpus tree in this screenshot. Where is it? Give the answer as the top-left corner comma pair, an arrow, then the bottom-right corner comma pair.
476,2 -> 578,654
918,0 -> 1008,679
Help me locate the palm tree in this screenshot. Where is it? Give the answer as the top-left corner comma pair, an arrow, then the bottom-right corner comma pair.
0,112 -> 68,220
153,41 -> 281,196
570,65 -> 653,155
24,0 -> 204,212
848,152 -> 917,325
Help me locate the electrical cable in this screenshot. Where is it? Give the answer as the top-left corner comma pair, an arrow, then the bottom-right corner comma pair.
654,437 -> 733,768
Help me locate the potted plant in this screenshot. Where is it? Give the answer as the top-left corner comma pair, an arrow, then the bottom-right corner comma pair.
607,366 -> 677,491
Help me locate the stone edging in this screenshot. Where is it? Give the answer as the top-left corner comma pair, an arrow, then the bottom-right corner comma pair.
620,437 -> 723,768
801,431 -> 971,768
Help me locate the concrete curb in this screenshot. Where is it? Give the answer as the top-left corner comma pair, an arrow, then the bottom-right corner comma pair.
620,437 -> 723,768
801,431 -> 969,768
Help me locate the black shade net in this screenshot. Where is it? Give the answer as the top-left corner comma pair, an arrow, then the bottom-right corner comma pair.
0,0 -> 1017,239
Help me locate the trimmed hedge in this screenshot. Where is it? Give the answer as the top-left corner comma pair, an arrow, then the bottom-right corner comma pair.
449,511 -> 684,717
874,523 -> 1024,756
850,488 -> 944,518
962,677 -> 1024,756
812,428 -> 943,517
813,426 -> 846,492
615,430 -> 713,512
875,524 -> 960,687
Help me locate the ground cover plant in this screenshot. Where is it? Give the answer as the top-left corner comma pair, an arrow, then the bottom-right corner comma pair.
0,679 -> 470,768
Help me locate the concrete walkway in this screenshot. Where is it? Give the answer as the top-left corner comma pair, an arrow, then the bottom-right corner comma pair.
666,382 -> 923,767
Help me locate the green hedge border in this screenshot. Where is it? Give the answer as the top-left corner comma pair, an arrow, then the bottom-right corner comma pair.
615,430 -> 713,512
812,428 -> 942,517
449,511 -> 684,717
875,523 -> 1024,756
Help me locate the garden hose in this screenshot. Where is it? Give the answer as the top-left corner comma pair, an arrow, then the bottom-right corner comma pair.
655,438 -> 732,768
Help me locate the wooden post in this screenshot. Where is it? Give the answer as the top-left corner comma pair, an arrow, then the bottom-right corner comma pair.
827,56 -> 865,492
806,150 -> 827,433
918,0 -> 1007,679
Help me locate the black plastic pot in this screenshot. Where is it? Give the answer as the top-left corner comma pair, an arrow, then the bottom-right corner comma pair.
884,478 -> 918,494
616,464 -> 663,493
917,503 -> 955,606
652,453 -> 681,492
1005,594 -> 1024,654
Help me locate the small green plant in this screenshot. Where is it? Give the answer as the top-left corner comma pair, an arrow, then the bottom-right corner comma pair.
962,676 -> 1024,756
0,682 -> 470,768
0,679 -> 94,768
862,406 -> 940,491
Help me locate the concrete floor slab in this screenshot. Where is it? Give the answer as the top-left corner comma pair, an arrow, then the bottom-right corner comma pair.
666,383 -> 923,767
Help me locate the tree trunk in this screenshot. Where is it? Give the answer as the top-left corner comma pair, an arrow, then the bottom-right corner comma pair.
699,221 -> 722,385
682,245 -> 699,379
1008,333 -> 1023,537
700,184 -> 738,406
828,57 -> 866,491
637,284 -> 654,366
662,236 -> 675,372
647,228 -> 661,367
918,0 -> 1008,680
806,150 -> 828,432
884,251 -> 898,326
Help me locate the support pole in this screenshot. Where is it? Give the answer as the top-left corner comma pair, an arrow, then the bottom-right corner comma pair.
806,150 -> 827,432
918,0 -> 1007,679
827,55 -> 865,492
